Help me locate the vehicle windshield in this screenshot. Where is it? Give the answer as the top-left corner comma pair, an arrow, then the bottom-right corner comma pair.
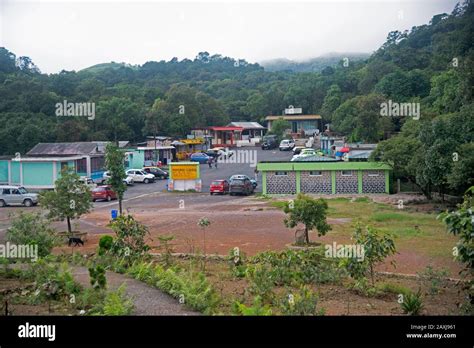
93,187 -> 106,192
18,187 -> 28,194
211,181 -> 223,185
230,179 -> 244,184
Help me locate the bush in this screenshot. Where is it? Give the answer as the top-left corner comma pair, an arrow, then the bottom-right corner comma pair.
417,265 -> 449,295
108,214 -> 150,261
88,265 -> 107,290
401,290 -> 424,315
98,235 -> 114,256
232,296 -> 272,316
278,286 -> 324,316
247,265 -> 275,302
101,285 -> 134,315
6,212 -> 59,258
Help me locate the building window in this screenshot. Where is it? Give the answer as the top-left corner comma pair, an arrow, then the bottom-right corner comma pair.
275,171 -> 288,176
75,158 -> 87,173
341,170 -> 353,176
309,171 -> 322,176
368,171 -> 380,177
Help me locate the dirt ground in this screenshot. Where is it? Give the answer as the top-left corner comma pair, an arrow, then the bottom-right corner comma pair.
56,193 -> 463,278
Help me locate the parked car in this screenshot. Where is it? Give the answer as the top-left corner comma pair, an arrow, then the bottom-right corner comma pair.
229,177 -> 254,196
92,185 -> 117,202
0,186 -> 38,207
102,171 -> 134,185
291,148 -> 317,161
143,167 -> 168,179
79,176 -> 96,189
279,139 -> 295,151
190,152 -> 211,164
230,174 -> 256,190
293,146 -> 305,155
261,135 -> 278,150
210,180 -> 230,195
126,169 -> 155,184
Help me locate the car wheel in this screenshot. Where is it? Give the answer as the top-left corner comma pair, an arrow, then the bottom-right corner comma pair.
92,198 -> 96,202
144,178 -> 149,184
107,195 -> 112,202
210,192 -> 213,195
130,179 -> 134,185
0,200 -> 6,207
23,199 -> 33,207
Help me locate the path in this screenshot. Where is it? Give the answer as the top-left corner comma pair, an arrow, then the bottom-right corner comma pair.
71,266 -> 200,316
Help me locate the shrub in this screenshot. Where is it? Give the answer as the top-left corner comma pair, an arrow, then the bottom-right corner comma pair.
344,223 -> 396,286
101,285 -> 134,315
6,212 -> 59,258
417,265 -> 449,295
247,265 -> 275,302
400,289 -> 424,315
88,265 -> 107,290
98,235 -> 114,256
279,286 -> 325,316
108,214 -> 150,261
232,296 -> 272,316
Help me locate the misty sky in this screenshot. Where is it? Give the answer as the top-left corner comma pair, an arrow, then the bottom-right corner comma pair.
0,0 -> 459,73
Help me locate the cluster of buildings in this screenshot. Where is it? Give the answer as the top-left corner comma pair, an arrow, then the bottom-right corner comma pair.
0,108 -> 392,194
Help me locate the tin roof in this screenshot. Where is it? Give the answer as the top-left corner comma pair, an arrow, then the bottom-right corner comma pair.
27,142 -> 100,156
228,122 -> 265,129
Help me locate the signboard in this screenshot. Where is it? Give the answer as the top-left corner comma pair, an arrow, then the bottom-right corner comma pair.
171,164 -> 198,180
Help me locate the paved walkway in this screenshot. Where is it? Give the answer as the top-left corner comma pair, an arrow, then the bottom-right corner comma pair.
71,266 -> 199,316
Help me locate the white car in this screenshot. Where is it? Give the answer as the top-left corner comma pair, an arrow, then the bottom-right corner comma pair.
126,169 -> 155,184
102,171 -> 134,186
279,139 -> 295,151
291,148 -> 317,161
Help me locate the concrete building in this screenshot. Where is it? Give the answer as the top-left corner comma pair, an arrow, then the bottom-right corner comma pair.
257,161 -> 391,195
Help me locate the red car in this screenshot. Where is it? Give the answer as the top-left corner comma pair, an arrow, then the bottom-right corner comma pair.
210,180 -> 230,195
92,185 -> 117,202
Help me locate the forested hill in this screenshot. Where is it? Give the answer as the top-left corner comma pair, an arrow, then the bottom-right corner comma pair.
0,2 -> 472,181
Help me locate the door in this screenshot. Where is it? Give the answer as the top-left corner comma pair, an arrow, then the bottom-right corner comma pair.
10,188 -> 23,205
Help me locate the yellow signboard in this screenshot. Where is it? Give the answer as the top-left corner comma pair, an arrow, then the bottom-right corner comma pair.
171,164 -> 198,180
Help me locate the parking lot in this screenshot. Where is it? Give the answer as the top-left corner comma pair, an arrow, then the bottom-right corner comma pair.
0,147 -> 293,239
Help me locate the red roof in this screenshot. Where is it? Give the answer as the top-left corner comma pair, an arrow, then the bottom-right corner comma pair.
208,126 -> 243,131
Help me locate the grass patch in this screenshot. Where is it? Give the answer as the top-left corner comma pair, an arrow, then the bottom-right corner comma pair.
370,212 -> 411,222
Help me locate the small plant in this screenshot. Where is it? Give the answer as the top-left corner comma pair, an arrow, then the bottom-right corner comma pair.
400,289 -> 424,315
89,265 -> 107,290
417,265 -> 449,295
228,248 -> 247,278
232,296 -> 272,316
279,286 -> 325,316
6,212 -> 59,258
157,235 -> 175,267
345,223 -> 396,286
247,265 -> 274,302
98,235 -> 114,256
197,217 -> 211,271
108,214 -> 150,262
101,285 -> 134,315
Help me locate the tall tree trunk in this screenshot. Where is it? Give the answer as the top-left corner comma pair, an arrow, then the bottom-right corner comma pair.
66,217 -> 72,236
305,227 -> 309,244
119,198 -> 123,216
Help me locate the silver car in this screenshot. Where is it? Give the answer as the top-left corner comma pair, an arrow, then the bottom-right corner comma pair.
0,186 -> 39,207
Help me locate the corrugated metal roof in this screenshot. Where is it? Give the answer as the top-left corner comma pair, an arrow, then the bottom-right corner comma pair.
27,142 -> 99,156
228,122 -> 265,129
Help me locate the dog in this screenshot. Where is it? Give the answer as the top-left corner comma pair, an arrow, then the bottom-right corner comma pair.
68,237 -> 84,246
